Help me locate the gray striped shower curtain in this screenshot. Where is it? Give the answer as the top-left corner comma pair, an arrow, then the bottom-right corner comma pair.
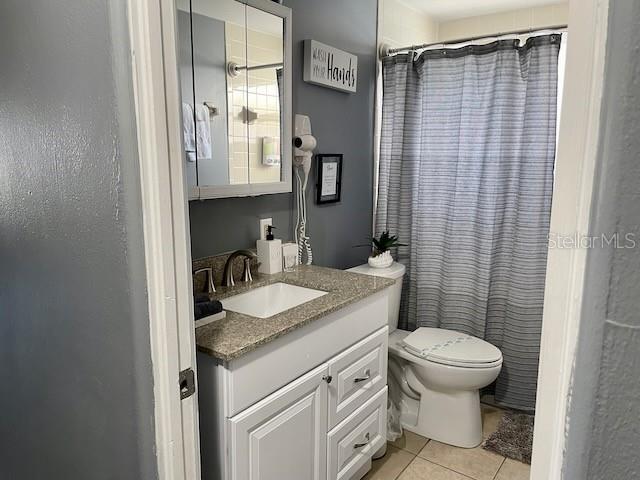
376,36 -> 561,410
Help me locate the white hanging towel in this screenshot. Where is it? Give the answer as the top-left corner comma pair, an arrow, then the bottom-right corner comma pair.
182,103 -> 196,162
195,104 -> 212,160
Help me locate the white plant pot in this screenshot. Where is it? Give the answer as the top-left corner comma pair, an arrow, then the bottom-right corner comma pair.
368,251 -> 393,268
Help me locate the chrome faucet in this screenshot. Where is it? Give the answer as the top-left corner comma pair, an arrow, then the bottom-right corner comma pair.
222,250 -> 258,287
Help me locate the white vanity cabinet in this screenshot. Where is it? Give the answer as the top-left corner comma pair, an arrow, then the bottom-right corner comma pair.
197,291 -> 389,480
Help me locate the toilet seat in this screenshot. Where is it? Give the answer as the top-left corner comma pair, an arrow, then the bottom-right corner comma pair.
401,327 -> 502,369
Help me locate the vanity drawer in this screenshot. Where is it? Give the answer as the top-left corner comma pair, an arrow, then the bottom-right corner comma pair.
327,327 -> 388,429
327,386 -> 387,480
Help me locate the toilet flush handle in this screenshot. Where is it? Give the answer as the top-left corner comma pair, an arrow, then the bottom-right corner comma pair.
354,369 -> 371,383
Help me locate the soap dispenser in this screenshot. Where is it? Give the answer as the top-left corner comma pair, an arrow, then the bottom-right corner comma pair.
257,225 -> 282,275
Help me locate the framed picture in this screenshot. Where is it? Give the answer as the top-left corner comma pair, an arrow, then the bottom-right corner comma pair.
316,154 -> 343,204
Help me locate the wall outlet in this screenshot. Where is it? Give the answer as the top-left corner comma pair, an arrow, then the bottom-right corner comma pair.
259,218 -> 273,241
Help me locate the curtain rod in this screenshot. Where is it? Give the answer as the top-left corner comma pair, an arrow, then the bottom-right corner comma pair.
379,24 -> 567,58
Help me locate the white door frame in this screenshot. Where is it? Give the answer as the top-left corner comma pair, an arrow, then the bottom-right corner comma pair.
531,0 -> 609,478
127,0 -> 201,478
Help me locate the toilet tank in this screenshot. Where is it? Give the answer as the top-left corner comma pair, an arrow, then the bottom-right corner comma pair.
347,262 -> 406,332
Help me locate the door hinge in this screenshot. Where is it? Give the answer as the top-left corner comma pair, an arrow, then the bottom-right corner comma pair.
179,368 -> 196,400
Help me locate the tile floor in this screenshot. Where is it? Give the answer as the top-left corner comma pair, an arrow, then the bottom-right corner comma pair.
363,404 -> 530,480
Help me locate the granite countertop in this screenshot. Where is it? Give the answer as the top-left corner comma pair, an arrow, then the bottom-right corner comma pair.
195,265 -> 395,361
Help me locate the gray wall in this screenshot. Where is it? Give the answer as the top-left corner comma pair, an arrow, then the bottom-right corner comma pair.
563,2 -> 640,479
189,0 -> 378,268
0,1 -> 157,479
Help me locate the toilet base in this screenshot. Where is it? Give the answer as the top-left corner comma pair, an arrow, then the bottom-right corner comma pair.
400,387 -> 483,449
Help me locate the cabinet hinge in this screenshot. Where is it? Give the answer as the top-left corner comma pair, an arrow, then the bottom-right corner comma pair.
179,368 -> 196,400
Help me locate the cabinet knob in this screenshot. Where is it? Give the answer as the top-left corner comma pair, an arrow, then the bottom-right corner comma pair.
322,375 -> 332,384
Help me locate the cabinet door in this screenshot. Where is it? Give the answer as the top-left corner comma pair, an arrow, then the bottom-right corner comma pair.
228,364 -> 328,480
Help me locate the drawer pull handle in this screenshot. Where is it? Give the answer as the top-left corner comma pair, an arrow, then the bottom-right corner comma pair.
354,432 -> 370,449
354,369 -> 371,383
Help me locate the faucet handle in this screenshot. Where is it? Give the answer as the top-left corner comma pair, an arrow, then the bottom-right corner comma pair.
193,267 -> 216,294
242,258 -> 253,283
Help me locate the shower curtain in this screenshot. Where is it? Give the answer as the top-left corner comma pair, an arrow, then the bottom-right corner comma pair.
376,35 -> 561,411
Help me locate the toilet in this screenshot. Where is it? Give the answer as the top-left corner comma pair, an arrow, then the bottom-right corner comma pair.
347,262 -> 503,448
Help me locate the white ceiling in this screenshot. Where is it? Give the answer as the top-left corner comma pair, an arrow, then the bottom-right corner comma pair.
400,0 -> 567,21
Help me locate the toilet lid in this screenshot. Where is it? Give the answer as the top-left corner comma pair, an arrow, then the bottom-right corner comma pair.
347,262 -> 406,280
402,328 -> 502,367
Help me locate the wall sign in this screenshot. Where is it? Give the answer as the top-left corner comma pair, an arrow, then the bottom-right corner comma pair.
316,154 -> 343,204
303,40 -> 358,93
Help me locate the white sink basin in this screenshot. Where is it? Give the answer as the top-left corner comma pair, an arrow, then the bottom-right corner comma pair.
221,282 -> 328,319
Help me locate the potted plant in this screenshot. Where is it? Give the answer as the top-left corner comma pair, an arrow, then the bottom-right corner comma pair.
360,231 -> 407,268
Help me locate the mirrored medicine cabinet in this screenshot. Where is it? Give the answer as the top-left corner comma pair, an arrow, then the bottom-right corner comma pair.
176,0 -> 292,200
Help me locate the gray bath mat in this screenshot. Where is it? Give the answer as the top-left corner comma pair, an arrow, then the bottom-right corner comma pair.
483,411 -> 534,464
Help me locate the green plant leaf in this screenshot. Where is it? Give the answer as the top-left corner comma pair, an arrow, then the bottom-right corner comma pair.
354,231 -> 407,255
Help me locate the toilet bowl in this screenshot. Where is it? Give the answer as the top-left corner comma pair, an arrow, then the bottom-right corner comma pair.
347,262 -> 503,449
389,329 -> 502,448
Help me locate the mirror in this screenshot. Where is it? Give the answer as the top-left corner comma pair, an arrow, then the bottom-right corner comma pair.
177,0 -> 291,199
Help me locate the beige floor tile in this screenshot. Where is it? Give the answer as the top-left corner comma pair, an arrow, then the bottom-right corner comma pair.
363,445 -> 415,480
418,440 -> 504,480
481,404 -> 505,439
398,457 -> 472,480
495,458 -> 531,480
390,431 -> 430,454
